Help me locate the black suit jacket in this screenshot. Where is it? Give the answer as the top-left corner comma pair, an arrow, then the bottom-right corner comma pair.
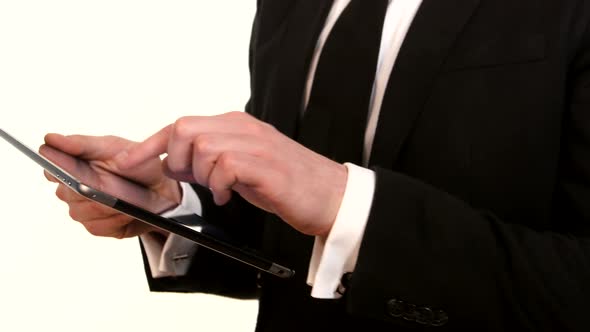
141,0 -> 590,330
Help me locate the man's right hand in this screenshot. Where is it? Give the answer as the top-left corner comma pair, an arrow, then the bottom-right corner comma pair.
40,134 -> 181,239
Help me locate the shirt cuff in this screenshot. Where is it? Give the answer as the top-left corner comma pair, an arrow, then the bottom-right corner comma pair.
307,163 -> 376,299
140,182 -> 203,278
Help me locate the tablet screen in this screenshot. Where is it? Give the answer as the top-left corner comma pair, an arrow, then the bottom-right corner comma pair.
40,144 -> 178,217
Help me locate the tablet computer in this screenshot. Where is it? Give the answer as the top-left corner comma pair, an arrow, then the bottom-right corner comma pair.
0,128 -> 294,279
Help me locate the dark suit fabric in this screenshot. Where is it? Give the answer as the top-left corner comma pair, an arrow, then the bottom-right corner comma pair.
142,0 -> 590,330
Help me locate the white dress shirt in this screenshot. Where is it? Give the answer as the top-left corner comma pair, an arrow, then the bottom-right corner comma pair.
141,0 -> 424,300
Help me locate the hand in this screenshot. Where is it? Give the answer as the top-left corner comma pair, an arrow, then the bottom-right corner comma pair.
117,112 -> 348,237
40,134 -> 181,238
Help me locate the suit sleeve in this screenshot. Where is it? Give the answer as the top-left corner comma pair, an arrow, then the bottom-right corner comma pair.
344,23 -> 590,331
140,183 -> 266,299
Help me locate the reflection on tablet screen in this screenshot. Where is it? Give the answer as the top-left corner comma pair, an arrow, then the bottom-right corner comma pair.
40,144 -> 176,215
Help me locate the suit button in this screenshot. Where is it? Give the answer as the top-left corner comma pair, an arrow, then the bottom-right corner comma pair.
337,272 -> 353,295
416,306 -> 434,325
341,272 -> 353,288
386,299 -> 404,318
402,303 -> 417,321
432,309 -> 449,327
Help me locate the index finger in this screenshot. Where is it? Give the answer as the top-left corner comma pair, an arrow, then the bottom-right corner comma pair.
117,125 -> 172,170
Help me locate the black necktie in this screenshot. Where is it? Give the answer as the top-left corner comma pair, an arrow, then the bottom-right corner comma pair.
297,0 -> 389,165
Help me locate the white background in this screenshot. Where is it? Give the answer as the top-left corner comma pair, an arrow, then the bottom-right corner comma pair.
0,1 -> 258,331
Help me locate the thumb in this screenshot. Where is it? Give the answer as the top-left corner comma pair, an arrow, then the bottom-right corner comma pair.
44,133 -> 133,161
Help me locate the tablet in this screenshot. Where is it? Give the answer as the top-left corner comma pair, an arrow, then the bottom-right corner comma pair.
0,128 -> 294,279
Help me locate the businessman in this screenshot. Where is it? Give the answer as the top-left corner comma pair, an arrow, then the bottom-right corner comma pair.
42,0 -> 590,331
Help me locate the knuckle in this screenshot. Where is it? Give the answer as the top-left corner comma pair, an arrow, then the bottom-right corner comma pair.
217,152 -> 238,170
226,111 -> 244,119
84,223 -> 102,237
68,207 -> 81,220
249,119 -> 274,137
193,135 -> 212,155
173,117 -> 195,138
165,159 -> 184,174
104,135 -> 125,146
225,111 -> 260,132
55,186 -> 68,201
114,229 -> 126,239
244,121 -> 265,135
112,219 -> 128,239
261,121 -> 277,132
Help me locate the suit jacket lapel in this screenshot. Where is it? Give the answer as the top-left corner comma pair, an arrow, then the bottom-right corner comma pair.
264,0 -> 334,138
369,0 -> 481,168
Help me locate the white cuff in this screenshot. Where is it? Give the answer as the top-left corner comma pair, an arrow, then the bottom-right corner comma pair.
307,163 -> 376,299
140,182 -> 203,278
160,182 -> 203,218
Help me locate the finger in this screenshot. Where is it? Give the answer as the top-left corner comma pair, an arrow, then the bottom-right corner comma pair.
44,170 -> 59,183
207,157 -> 235,206
55,184 -> 86,203
162,157 -> 198,183
79,214 -> 137,238
157,116 -> 232,174
42,144 -> 109,191
119,125 -> 172,170
118,220 -> 156,239
68,200 -> 120,222
45,133 -> 131,160
208,151 -> 267,206
44,133 -> 81,155
166,120 -> 199,174
189,137 -> 217,187
80,215 -> 153,239
171,113 -> 262,137
40,144 -> 86,177
189,133 -> 271,187
120,111 -> 272,171
41,140 -> 147,189
42,137 -> 156,187
120,113 -> 270,170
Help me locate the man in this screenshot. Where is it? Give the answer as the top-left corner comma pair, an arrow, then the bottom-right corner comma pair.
42,0 -> 590,330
